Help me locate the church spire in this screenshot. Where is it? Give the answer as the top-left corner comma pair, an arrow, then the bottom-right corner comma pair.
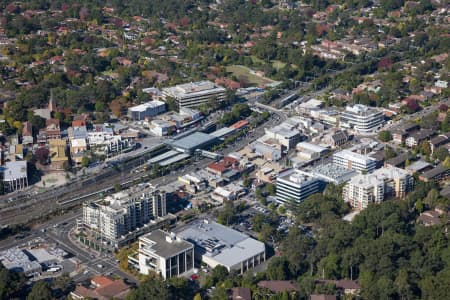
49,89 -> 56,112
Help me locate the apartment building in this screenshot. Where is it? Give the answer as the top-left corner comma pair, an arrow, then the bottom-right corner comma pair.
333,149 -> 377,174
343,166 -> 413,210
134,230 -> 194,279
340,104 -> 384,133
162,81 -> 226,109
82,187 -> 167,247
276,169 -> 321,204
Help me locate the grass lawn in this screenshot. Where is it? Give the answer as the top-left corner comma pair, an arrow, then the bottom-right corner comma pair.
226,65 -> 275,86
272,60 -> 286,70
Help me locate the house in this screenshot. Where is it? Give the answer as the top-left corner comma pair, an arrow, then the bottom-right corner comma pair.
257,281 -> 298,293
231,287 -> 251,300
40,118 -> 61,140
70,276 -> 131,300
316,279 -> 361,296
417,207 -> 448,226
22,121 -> 33,146
310,295 -> 337,300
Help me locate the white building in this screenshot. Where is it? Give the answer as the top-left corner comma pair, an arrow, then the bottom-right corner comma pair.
134,230 -> 194,279
265,124 -> 302,150
176,220 -> 266,274
340,104 -> 384,133
162,81 -> 226,109
276,169 -> 321,204
333,149 -> 377,174
1,161 -> 28,192
82,187 -> 167,247
149,120 -> 174,136
343,166 -> 414,210
128,101 -> 166,120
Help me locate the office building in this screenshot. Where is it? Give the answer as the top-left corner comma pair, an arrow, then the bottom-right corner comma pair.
134,230 -> 194,279
276,169 -> 321,204
176,219 -> 266,274
343,166 -> 413,210
128,101 -> 166,120
333,150 -> 377,174
162,81 -> 226,109
265,125 -> 302,150
340,104 -> 384,133
82,186 -> 167,247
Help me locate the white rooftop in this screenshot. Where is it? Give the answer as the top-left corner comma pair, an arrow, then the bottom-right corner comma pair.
2,161 -> 27,181
129,100 -> 165,112
176,220 -> 265,268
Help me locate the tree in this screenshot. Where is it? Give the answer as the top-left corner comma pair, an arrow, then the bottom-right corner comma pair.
419,141 -> 431,157
81,156 -> 90,168
126,276 -> 172,300
35,147 -> 50,165
378,130 -> 392,142
266,183 -> 276,196
433,147 -> 449,162
27,281 -> 53,300
266,257 -> 290,280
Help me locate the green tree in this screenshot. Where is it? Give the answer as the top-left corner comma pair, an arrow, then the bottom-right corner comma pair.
27,281 -> 53,300
81,156 -> 90,168
126,275 -> 172,300
266,257 -> 290,280
378,130 -> 392,142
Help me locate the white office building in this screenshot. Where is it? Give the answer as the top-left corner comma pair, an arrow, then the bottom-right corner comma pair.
333,149 -> 377,174
340,104 -> 384,133
135,230 -> 194,279
176,220 -> 266,274
343,166 -> 414,210
162,81 -> 226,109
128,101 -> 166,120
276,169 -> 321,204
82,187 -> 167,247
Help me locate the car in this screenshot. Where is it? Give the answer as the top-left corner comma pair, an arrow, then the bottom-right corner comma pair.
97,264 -> 104,268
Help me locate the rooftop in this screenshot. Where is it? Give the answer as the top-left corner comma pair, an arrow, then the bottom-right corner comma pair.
310,163 -> 357,184
2,161 -> 27,181
176,219 -> 265,267
129,100 -> 166,112
168,132 -> 218,151
278,169 -> 318,185
163,81 -> 225,98
140,230 -> 193,259
343,104 -> 382,116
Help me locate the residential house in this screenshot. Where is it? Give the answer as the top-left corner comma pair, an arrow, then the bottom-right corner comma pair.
70,276 -> 131,300
417,208 -> 448,226
40,118 -> 61,141
21,121 -> 33,146
257,281 -> 298,294
231,287 -> 251,300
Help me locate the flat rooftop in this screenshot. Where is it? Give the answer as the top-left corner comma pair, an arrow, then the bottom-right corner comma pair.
140,230 -> 193,259
176,219 -> 265,267
2,161 -> 27,181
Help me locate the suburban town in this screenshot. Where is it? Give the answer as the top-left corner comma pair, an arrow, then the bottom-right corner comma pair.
0,0 -> 449,299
